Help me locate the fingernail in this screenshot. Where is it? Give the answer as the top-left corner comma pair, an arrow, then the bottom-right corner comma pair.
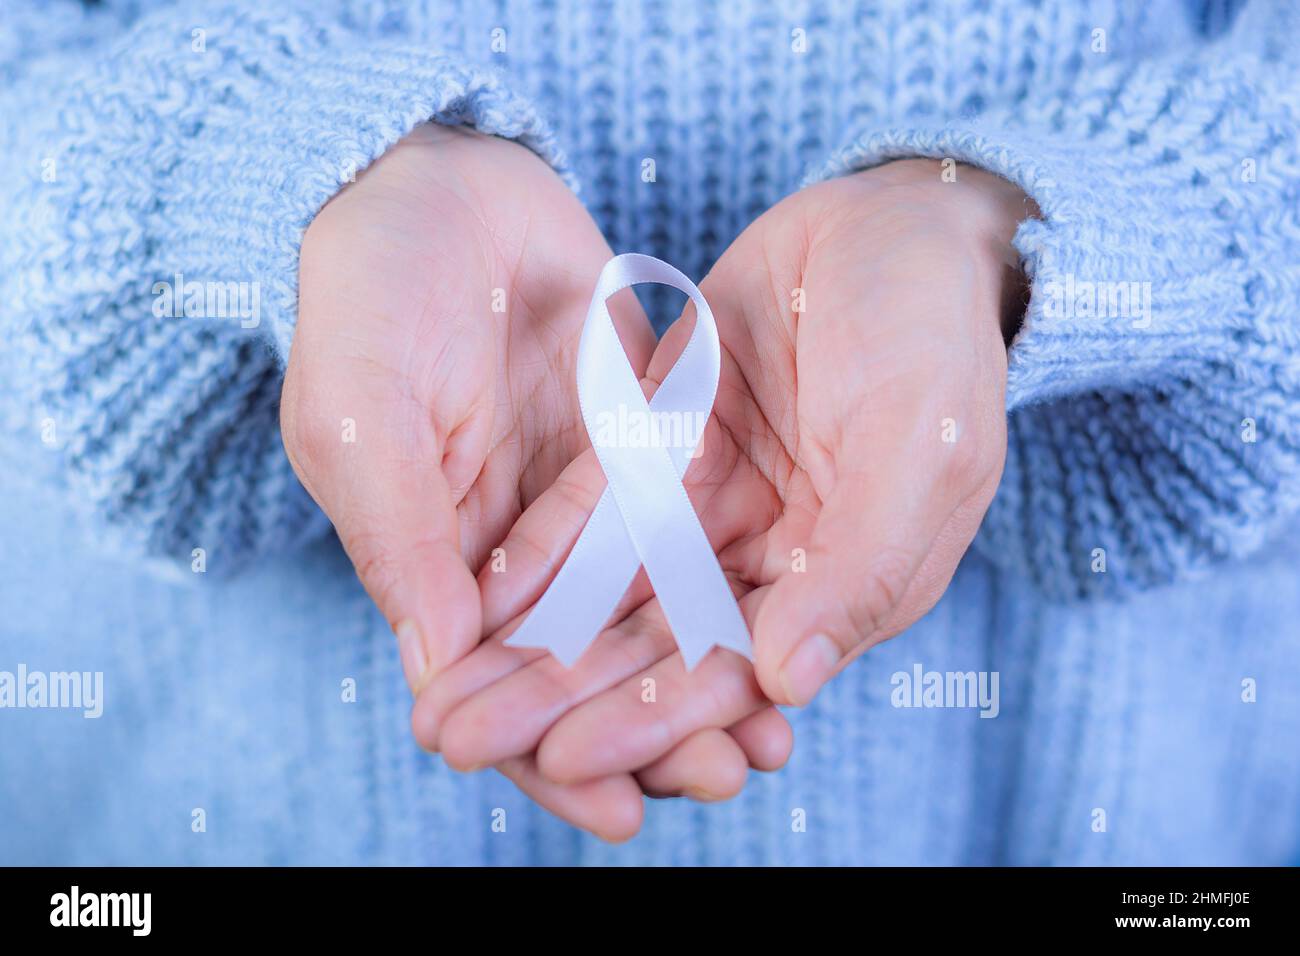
685,787 -> 724,803
778,632 -> 841,706
395,619 -> 430,695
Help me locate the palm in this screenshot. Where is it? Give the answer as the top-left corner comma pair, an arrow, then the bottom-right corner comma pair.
292,123 -> 652,574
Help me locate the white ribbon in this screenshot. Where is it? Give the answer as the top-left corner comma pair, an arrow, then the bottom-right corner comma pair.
504,254 -> 752,670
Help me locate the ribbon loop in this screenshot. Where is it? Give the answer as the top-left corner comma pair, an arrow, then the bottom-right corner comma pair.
505,254 -> 752,669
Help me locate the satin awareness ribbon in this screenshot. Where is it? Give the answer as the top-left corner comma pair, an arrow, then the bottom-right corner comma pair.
505,254 -> 752,669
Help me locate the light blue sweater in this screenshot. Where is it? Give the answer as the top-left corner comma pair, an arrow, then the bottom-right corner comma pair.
2,0 -> 1299,865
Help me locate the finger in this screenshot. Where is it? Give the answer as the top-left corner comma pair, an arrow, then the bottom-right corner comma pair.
726,706 -> 794,771
335,458 -> 481,697
418,594 -> 677,767
635,728 -> 749,801
635,708 -> 793,799
410,635 -> 549,755
536,588 -> 771,784
495,758 -> 643,843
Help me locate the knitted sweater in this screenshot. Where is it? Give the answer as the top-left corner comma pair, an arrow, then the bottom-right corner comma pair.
1,0 -> 1298,865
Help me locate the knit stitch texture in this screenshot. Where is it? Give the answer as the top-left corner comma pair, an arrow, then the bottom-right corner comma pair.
1,0 -> 1298,865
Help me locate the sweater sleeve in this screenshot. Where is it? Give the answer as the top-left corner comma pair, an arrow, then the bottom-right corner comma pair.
811,0 -> 1300,600
0,0 -> 568,571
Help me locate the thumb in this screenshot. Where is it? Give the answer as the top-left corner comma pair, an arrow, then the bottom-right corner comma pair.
281,365 -> 485,697
752,463 -> 939,707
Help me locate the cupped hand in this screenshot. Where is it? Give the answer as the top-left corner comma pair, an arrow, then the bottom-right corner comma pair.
282,124 -> 787,839
414,159 -> 1032,795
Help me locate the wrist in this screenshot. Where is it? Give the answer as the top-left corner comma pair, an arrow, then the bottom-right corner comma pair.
858,159 -> 1037,343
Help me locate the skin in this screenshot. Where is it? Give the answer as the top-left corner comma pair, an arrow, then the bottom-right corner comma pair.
412,158 -> 1037,801
283,125 -> 792,841
286,123 -> 1035,839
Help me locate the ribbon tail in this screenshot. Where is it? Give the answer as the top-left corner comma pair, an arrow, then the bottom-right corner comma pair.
503,487 -> 640,666
676,623 -> 755,672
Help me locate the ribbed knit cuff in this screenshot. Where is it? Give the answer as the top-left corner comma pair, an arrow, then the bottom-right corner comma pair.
1,2 -> 569,570
810,88 -> 1300,598
213,29 -> 573,364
